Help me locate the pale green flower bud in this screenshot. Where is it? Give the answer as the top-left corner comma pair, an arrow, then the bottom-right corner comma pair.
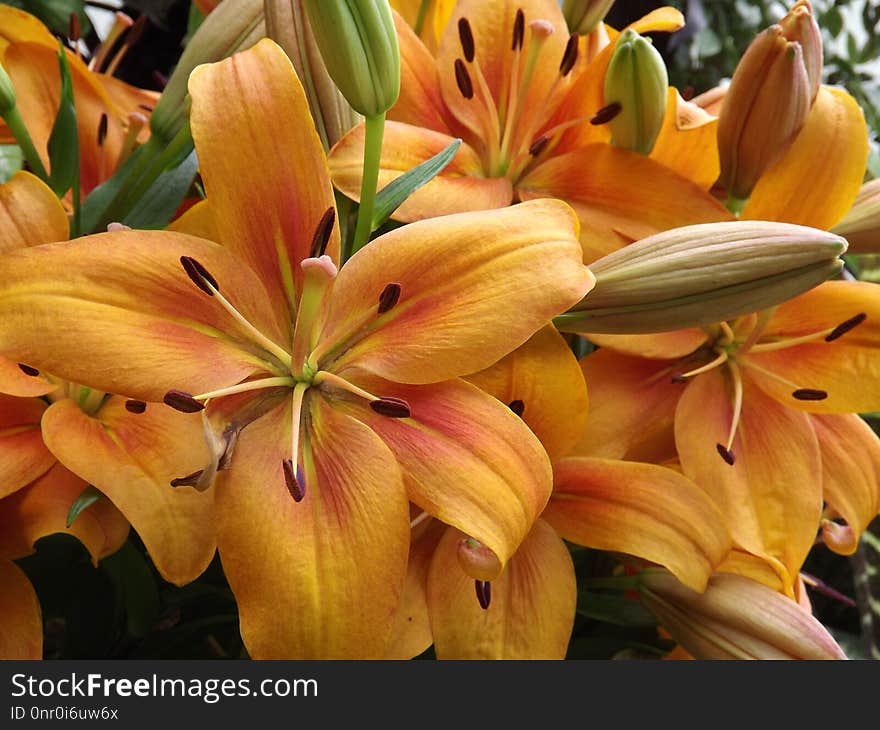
562,0 -> 615,34
603,28 -> 668,155
831,178 -> 880,254
556,220 -> 847,334
302,0 -> 400,118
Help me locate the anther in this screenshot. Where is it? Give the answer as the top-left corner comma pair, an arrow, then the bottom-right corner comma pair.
163,389 -> 205,413
670,372 -> 687,384
378,282 -> 402,314
512,8 -> 525,51
590,101 -> 623,125
97,113 -> 108,147
17,363 -> 39,377
180,255 -> 219,296
125,399 -> 147,414
283,459 -> 305,502
458,18 -> 475,63
528,135 -> 549,157
370,397 -> 412,418
559,33 -> 579,76
69,12 -> 80,44
309,207 -> 336,259
475,580 -> 492,610
825,313 -> 866,342
682,85 -> 695,101
716,443 -> 736,466
171,470 -> 204,488
454,58 -> 474,99
792,388 -> 828,401
508,399 -> 525,417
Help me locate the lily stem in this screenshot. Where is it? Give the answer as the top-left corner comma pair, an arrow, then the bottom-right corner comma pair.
2,105 -> 49,181
349,112 -> 385,260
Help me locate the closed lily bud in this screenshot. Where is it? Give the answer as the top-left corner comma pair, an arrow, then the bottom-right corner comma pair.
150,0 -> 266,144
639,570 -> 847,660
562,0 -> 615,35
603,29 -> 668,155
717,1 -> 821,200
831,178 -> 880,254
265,0 -> 361,150
556,220 -> 847,334
302,0 -> 400,118
0,64 -> 15,115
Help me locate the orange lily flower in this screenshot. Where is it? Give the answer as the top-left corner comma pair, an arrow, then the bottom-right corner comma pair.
329,0 -> 733,262
388,326 -> 732,659
0,6 -> 157,197
0,39 -> 593,659
389,0 -> 456,53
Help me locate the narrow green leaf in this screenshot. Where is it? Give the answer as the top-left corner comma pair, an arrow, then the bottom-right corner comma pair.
66,484 -> 103,528
101,541 -> 161,639
121,148 -> 198,230
576,591 -> 658,627
371,138 -> 461,229
79,142 -> 149,234
21,0 -> 93,38
46,46 -> 79,198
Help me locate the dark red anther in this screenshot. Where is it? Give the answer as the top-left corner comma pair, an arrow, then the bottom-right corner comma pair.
508,399 -> 525,417
475,580 -> 491,610
529,135 -> 549,157
458,17 -> 475,63
171,470 -> 204,487
454,58 -> 474,99
125,399 -> 147,414
512,9 -> 525,51
370,397 -> 411,418
670,372 -> 687,384
163,389 -> 205,413
590,101 -> 623,125
180,255 -> 219,296
97,113 -> 108,146
283,459 -> 305,502
309,207 -> 337,259
559,33 -> 579,76
716,443 -> 735,466
378,282 -> 402,314
69,12 -> 80,43
17,363 -> 39,377
825,313 -> 866,342
792,388 -> 828,401
681,85 -> 695,101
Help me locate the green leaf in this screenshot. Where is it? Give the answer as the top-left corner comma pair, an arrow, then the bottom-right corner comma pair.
46,46 -> 79,198
66,484 -> 103,528
101,541 -> 161,639
21,0 -> 93,38
0,144 -> 23,182
121,148 -> 198,229
371,138 -> 460,229
576,591 -> 659,627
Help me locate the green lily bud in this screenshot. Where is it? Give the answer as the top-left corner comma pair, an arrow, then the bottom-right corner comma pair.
0,64 -> 15,115
639,570 -> 847,660
302,0 -> 400,118
831,178 -> 880,254
603,28 -> 668,155
562,0 -> 615,34
556,220 -> 847,334
150,0 -> 266,145
265,0 -> 361,150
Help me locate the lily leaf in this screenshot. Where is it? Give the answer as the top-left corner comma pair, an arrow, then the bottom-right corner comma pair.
66,484 -> 103,528
123,148 -> 199,230
46,46 -> 79,199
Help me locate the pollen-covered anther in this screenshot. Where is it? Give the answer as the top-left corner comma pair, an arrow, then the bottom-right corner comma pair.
792,388 -> 828,401
458,17 -> 475,63
370,397 -> 411,418
163,389 -> 205,413
825,312 -> 867,342
125,399 -> 147,414
454,58 -> 474,99
508,399 -> 525,417
17,363 -> 39,377
512,8 -> 525,51
170,469 -> 204,488
309,206 -> 337,259
378,282 -> 402,314
180,255 -> 219,296
475,580 -> 492,610
283,459 -> 305,502
590,101 -> 623,125
716,443 -> 736,466
559,33 -> 579,76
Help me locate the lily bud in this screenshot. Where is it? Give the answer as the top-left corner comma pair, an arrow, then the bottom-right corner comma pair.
639,570 -> 847,660
562,0 -> 615,35
150,0 -> 266,144
0,63 -> 15,115
831,178 -> 880,254
603,29 -> 668,155
716,1 -> 821,200
302,0 -> 400,118
265,0 -> 361,150
556,220 -> 847,334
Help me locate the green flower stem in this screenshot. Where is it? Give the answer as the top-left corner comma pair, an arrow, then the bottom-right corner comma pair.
349,112 -> 385,260
2,105 -> 48,181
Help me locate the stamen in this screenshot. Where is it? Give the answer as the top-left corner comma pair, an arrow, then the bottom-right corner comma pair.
718,321 -> 736,345
171,470 -> 204,488
718,360 -> 743,466
69,12 -> 81,49
283,459 -> 305,502
192,376 -> 296,402
17,363 -> 39,377
716,443 -> 736,466
673,350 -> 729,381
180,255 -> 219,295
285,382 -> 308,503
682,85 -> 695,101
559,33 -> 579,76
454,58 -> 474,99
370,397 -> 412,418
89,12 -> 134,72
125,399 -> 147,414
825,313 -> 867,342
512,8 -> 525,51
164,390 -> 205,413
104,14 -> 146,76
119,112 -> 147,164
508,399 -> 525,416
458,18 -> 476,63
792,388 -> 828,401
409,510 -> 432,530
528,135 -> 549,157
309,207 -> 336,259
378,282 -> 402,314
590,102 -> 622,125
475,580 -> 492,610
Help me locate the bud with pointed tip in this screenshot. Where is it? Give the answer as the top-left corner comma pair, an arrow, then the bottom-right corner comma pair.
561,0 -> 615,35
831,178 -> 880,254
557,220 -> 847,334
302,0 -> 400,118
603,28 -> 668,155
639,569 -> 847,660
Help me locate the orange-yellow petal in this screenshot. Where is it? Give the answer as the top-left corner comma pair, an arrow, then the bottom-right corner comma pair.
742,86 -> 869,229
0,559 -> 41,659
166,199 -> 218,240
0,171 -> 69,251
0,393 -> 54,500
0,356 -> 58,398
41,398 -> 216,585
0,6 -> 56,53
546,457 -> 731,592
586,329 -> 708,359
427,520 -> 576,659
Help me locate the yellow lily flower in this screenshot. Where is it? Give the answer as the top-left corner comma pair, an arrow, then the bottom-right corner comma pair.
0,39 -> 593,659
328,0 -> 733,262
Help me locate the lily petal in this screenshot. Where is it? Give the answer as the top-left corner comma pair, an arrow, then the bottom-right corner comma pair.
323,199 -> 591,384
166,199 -> 218,240
546,457 -> 731,591
743,86 -> 868,229
586,329 -> 708,359
342,376 -> 552,572
0,6 -> 56,52
0,559 -> 41,659
427,521 -> 576,659
41,398 -> 216,585
651,88 -> 720,190
188,38 -> 339,317
0,393 -> 54,500
0,171 -> 69,251
0,356 -> 58,398
215,395 -> 409,659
